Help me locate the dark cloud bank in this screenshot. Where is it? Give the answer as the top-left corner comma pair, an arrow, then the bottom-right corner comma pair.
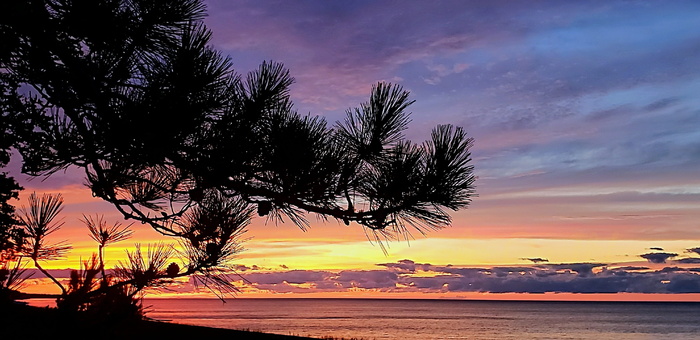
37,256 -> 700,295
229,259 -> 700,295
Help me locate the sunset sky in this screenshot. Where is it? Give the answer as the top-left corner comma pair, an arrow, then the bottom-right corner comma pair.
7,0 -> 700,300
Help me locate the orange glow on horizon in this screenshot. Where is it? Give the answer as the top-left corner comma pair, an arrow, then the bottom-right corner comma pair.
24,289 -> 700,306
144,291 -> 700,303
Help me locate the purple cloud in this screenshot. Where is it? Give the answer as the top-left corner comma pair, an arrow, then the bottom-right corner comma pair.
377,259 -> 417,273
687,248 -> 700,256
241,270 -> 331,285
335,270 -> 398,289
676,258 -> 700,264
522,257 -> 549,263
640,252 -> 678,264
22,258 -> 700,296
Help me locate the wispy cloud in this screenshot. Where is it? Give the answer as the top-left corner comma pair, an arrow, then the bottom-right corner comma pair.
5,1 -> 700,284
198,0 -> 700,248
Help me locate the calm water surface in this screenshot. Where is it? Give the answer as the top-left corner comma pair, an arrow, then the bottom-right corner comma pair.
142,298 -> 700,339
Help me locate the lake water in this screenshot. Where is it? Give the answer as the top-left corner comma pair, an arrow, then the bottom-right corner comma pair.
142,298 -> 700,339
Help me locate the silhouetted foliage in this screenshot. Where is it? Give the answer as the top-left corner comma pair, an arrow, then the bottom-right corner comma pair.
11,193 -> 154,318
0,0 -> 476,312
0,258 -> 31,304
0,80 -> 24,267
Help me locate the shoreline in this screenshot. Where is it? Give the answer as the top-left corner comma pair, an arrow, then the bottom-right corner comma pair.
2,303 -> 317,340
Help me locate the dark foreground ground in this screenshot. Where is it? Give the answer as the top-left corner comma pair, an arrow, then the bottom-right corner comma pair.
1,303 -> 317,340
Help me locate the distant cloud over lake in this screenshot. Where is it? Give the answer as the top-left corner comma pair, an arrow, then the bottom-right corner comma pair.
33,257 -> 700,296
